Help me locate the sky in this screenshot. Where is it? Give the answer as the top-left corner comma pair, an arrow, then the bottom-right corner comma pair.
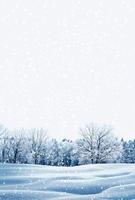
0,0 -> 135,140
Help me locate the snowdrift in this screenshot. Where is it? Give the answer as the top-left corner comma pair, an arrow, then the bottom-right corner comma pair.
0,164 -> 134,199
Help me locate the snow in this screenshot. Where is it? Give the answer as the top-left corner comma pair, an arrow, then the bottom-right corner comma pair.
0,164 -> 134,199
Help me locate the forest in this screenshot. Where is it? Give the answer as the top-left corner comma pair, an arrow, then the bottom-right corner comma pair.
0,123 -> 134,166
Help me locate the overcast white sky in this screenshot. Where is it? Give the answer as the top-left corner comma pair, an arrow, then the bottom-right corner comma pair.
0,0 -> 135,140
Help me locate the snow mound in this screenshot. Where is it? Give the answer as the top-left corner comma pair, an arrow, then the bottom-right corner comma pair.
0,164 -> 134,199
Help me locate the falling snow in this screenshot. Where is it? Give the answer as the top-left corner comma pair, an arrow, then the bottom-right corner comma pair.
0,1 -> 135,198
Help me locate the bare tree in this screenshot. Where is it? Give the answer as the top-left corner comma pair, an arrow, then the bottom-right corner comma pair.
77,123 -> 122,164
8,129 -> 26,163
0,124 -> 8,137
28,128 -> 48,164
0,124 -> 9,162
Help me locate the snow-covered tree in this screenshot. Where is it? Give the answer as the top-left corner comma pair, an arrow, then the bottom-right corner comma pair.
8,130 -> 26,163
77,123 -> 122,164
46,139 -> 59,166
121,139 -> 135,163
70,142 -> 79,166
0,125 -> 9,162
58,139 -> 74,166
28,128 -> 48,164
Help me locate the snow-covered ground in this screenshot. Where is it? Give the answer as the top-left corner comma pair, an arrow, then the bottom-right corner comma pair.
0,164 -> 134,200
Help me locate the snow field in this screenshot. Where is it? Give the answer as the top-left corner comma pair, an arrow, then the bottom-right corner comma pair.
0,164 -> 134,199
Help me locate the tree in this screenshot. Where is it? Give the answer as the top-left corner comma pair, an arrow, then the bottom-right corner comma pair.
46,139 -> 59,166
8,130 -> 25,163
0,125 -> 9,162
77,123 -> 122,164
121,139 -> 135,163
58,139 -> 74,166
28,128 -> 48,164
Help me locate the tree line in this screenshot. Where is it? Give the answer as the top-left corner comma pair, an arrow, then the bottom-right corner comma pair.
0,123 -> 134,166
